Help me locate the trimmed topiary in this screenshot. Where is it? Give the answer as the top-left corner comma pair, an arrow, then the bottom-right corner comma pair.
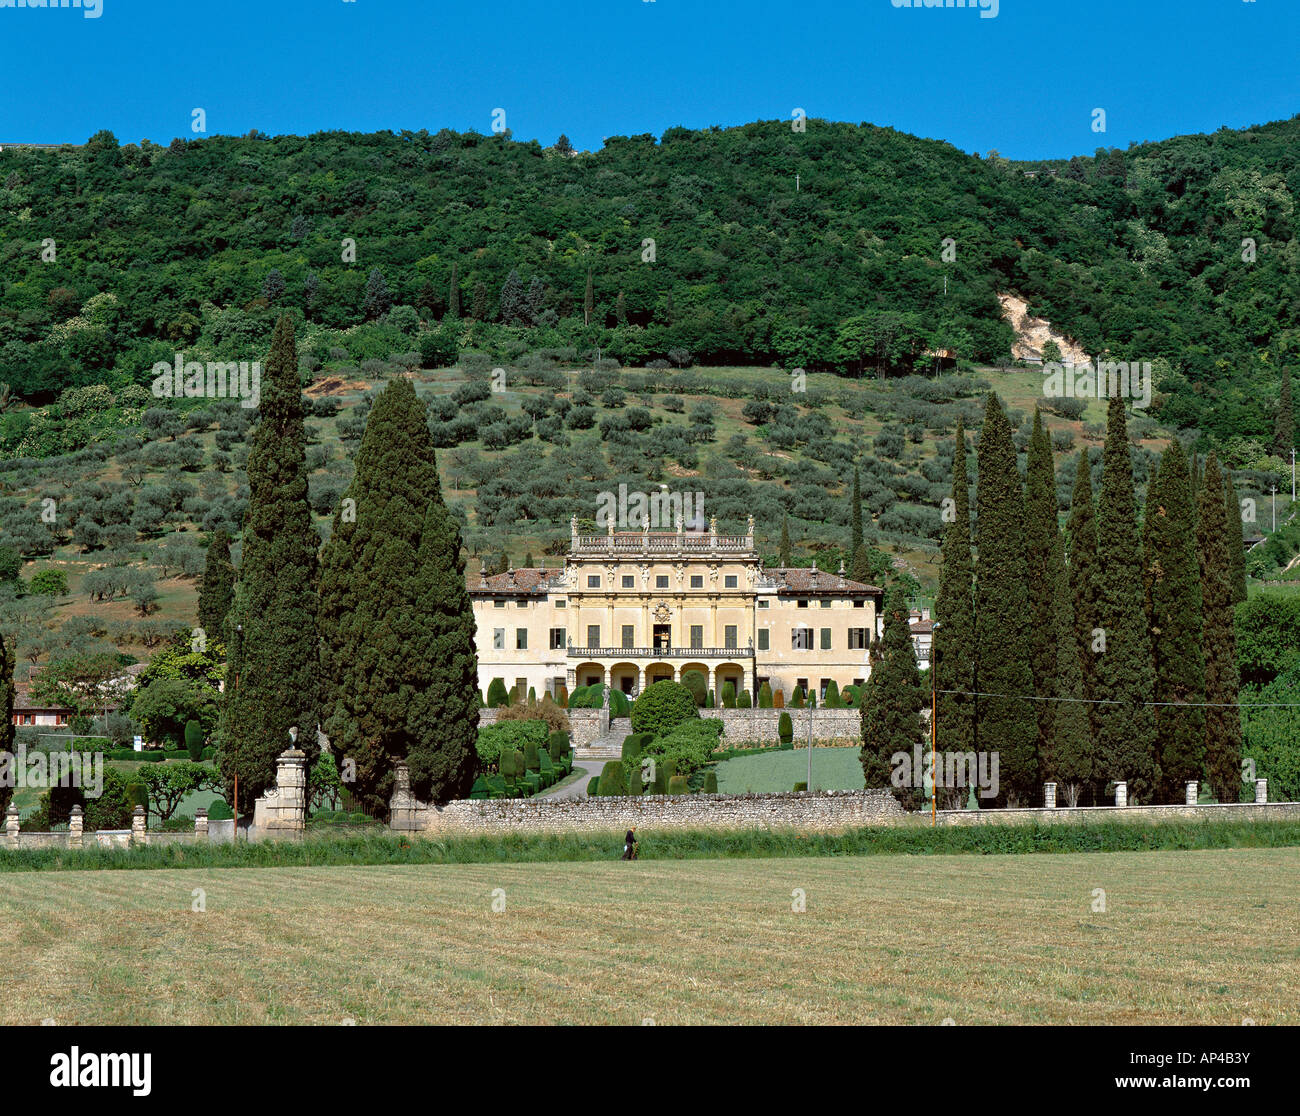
778,711 -> 794,744
721,680 -> 736,708
706,690 -> 715,708
737,689 -> 752,709
680,669 -> 708,707
208,800 -> 233,821
773,688 -> 785,709
793,781 -> 808,792
823,680 -> 842,708
598,760 -> 627,796
667,775 -> 688,795
791,686 -> 805,708
587,777 -> 600,796
486,677 -> 510,708
621,735 -> 642,764
630,680 -> 699,738
757,682 -> 773,708
524,740 -> 540,772
184,719 -> 204,762
627,761 -> 643,795
703,770 -> 718,794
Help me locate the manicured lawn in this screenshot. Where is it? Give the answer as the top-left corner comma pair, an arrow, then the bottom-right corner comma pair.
714,746 -> 865,793
1,848 -> 1294,1024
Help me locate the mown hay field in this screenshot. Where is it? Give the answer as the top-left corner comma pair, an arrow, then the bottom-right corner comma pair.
2,848 -> 1295,1025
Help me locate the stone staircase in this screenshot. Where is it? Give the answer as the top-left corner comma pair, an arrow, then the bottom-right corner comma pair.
577,717 -> 631,760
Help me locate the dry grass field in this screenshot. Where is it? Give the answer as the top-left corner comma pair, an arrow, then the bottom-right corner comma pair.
2,847 -> 1296,1025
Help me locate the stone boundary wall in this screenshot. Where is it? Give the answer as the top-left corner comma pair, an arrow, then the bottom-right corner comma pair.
701,707 -> 860,745
402,788 -> 907,835
929,801 -> 1300,827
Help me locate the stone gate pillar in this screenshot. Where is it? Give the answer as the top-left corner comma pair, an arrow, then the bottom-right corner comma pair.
1043,782 -> 1057,810
69,805 -> 84,849
1185,781 -> 1198,806
1114,781 -> 1128,808
4,803 -> 17,849
252,747 -> 308,840
389,761 -> 427,832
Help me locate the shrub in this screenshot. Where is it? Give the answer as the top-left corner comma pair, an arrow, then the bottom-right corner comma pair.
721,681 -> 736,708
621,734 -> 642,764
651,757 -> 675,795
598,760 -> 627,797
207,800 -> 233,821
737,689 -> 752,709
200,745 -> 215,760
778,711 -> 794,744
524,740 -> 540,772
642,718 -> 723,778
476,719 -> 549,768
630,681 -> 698,737
567,683 -> 631,715
184,719 -> 204,761
703,771 -> 718,794
29,569 -> 68,596
626,761 -> 643,795
791,686 -> 805,708
586,777 -> 600,796
547,730 -> 570,761
823,680 -> 842,708
794,781 -> 808,792
758,682 -> 773,708
706,690 -> 715,708
496,695 -> 571,736
667,775 -> 689,795
680,669 -> 708,707
773,688 -> 785,709
486,678 -> 510,708
555,684 -> 569,708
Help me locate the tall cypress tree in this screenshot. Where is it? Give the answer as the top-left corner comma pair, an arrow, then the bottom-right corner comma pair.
1275,367 -> 1294,458
974,394 -> 1037,804
932,417 -> 975,758
583,268 -> 594,327
849,466 -> 864,558
1024,407 -> 1061,767
1094,395 -> 1157,802
1198,453 -> 1244,803
218,317 -> 320,811
197,528 -> 235,643
318,378 -> 479,812
1224,470 -> 1247,604
0,622 -> 14,818
779,514 -> 792,567
447,262 -> 460,319
860,582 -> 925,807
1143,440 -> 1205,802
1045,529 -> 1092,804
1066,448 -> 1103,771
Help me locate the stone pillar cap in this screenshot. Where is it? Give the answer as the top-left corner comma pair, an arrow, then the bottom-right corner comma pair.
70,804 -> 84,814
132,805 -> 145,815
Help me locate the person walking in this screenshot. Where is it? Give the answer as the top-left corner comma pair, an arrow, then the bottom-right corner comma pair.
621,825 -> 638,860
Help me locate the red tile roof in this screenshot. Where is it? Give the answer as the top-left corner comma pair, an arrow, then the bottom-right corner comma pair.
769,567 -> 883,596
469,567 -> 559,595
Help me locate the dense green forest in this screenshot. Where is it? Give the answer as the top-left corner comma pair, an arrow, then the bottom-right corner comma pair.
1,115 -> 1297,455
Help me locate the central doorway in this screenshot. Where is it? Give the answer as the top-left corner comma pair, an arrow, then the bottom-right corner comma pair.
653,624 -> 671,650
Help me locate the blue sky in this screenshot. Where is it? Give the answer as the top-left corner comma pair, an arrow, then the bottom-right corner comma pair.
0,0 -> 1295,158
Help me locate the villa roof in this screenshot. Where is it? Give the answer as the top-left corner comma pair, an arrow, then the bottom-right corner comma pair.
469,567 -> 559,596
767,567 -> 884,597
13,685 -> 71,713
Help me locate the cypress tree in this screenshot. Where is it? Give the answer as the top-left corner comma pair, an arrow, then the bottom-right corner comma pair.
1142,440 -> 1205,802
1275,367 -> 1294,458
1024,407 -> 1061,767
447,262 -> 460,318
932,417 -> 975,759
849,466 -> 864,558
218,317 -> 320,811
1224,471 -> 1247,604
1044,530 -> 1092,804
500,269 -> 528,325
318,378 -> 479,812
0,622 -> 14,818
974,394 -> 1037,804
196,528 -> 235,642
859,582 -> 925,806
1198,453 -> 1244,803
779,514 -> 791,567
584,268 -> 594,327
471,281 -> 487,322
1093,395 -> 1157,802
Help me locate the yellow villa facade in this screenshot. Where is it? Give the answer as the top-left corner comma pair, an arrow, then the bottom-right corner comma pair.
470,516 -> 887,704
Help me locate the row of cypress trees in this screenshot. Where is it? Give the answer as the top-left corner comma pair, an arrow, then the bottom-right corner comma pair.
924,392 -> 1245,807
216,317 -> 478,815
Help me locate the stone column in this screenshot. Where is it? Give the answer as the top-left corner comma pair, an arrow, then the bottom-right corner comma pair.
673,666 -> 681,682
389,761 -> 428,832
1043,782 -> 1057,810
68,805 -> 84,849
637,666 -> 646,693
252,747 -> 308,839
1185,781 -> 1198,806
1255,779 -> 1267,804
194,808 -> 209,840
131,805 -> 148,846
4,803 -> 18,849
1114,781 -> 1127,808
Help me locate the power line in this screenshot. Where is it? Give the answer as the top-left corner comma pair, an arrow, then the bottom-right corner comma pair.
937,688 -> 1300,710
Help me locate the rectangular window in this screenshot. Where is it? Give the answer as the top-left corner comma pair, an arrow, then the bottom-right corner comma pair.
725,574 -> 738,589
690,625 -> 704,648
797,599 -> 809,609
820,628 -> 831,650
493,599 -> 506,609
820,599 -> 831,608
853,599 -> 865,609
792,629 -> 812,651
690,575 -> 704,589
587,624 -> 601,648
758,599 -> 769,609
588,575 -> 601,588
516,629 -> 528,650
724,625 -> 737,649
656,575 -> 670,589
853,677 -> 865,688
493,628 -> 505,650
849,628 -> 869,650
758,629 -> 769,651
622,575 -> 635,588
549,628 -> 566,650
820,678 -> 831,699
555,599 -> 566,608
622,625 -> 635,648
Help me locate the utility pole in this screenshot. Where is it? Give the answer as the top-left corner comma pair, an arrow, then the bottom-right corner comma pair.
1272,486 -> 1277,532
232,622 -> 242,843
806,691 -> 813,791
930,649 -> 938,827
